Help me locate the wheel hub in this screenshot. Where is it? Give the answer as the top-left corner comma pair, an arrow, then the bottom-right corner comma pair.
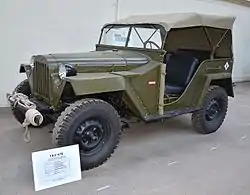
75,120 -> 105,152
206,99 -> 221,121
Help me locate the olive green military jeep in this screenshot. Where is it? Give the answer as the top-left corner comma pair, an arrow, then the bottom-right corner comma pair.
7,13 -> 235,171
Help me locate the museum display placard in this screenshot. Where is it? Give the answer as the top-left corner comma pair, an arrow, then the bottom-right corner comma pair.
31,144 -> 82,191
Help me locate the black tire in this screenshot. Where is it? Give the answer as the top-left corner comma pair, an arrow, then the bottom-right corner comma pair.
12,79 -> 31,124
52,99 -> 122,171
191,86 -> 228,134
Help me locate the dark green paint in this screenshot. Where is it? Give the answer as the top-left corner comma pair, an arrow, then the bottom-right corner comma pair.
18,19 -> 234,121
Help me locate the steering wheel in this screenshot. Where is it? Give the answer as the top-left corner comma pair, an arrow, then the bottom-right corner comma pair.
144,40 -> 161,49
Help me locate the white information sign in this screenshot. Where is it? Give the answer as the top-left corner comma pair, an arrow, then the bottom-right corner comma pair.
31,144 -> 82,191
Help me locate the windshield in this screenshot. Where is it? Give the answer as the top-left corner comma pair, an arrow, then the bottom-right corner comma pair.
99,25 -> 165,50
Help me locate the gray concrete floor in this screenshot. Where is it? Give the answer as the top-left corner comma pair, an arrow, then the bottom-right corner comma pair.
0,82 -> 250,195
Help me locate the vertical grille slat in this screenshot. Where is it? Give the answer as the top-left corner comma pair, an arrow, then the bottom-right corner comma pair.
33,61 -> 50,100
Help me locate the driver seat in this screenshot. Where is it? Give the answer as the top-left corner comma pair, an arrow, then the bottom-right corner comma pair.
165,53 -> 199,95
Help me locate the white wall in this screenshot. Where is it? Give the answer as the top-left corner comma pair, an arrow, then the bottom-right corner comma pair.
1,0 -> 250,107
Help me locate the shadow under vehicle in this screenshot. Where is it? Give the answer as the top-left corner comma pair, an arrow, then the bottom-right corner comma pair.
7,13 -> 236,171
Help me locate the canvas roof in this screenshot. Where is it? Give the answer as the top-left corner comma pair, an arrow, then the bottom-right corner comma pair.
104,13 -> 236,30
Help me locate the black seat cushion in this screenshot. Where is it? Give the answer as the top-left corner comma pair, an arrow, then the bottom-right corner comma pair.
165,53 -> 199,94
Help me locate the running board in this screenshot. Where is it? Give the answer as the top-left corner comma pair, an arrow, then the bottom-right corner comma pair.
144,107 -> 200,122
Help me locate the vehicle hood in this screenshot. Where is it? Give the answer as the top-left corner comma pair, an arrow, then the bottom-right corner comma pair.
38,50 -> 150,66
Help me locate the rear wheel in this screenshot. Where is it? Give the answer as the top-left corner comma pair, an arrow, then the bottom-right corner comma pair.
52,99 -> 122,171
191,86 -> 228,134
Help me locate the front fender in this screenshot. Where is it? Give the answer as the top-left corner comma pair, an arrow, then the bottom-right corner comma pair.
64,72 -> 126,96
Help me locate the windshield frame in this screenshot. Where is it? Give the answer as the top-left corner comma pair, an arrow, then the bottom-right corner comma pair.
98,23 -> 167,51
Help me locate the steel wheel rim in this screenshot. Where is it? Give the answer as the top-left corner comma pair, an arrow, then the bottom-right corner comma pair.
205,98 -> 221,121
74,118 -> 111,155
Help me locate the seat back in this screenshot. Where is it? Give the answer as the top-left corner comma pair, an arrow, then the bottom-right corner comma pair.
165,53 -> 199,87
176,49 -> 211,63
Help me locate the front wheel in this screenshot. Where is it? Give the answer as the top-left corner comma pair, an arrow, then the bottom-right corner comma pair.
192,86 -> 228,134
52,99 -> 122,171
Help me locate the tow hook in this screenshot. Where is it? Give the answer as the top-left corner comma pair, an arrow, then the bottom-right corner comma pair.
6,93 -> 44,142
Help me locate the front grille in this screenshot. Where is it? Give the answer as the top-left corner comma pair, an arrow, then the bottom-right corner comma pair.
33,61 -> 50,100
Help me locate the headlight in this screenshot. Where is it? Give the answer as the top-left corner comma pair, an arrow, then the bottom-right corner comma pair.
58,64 -> 77,79
59,64 -> 67,79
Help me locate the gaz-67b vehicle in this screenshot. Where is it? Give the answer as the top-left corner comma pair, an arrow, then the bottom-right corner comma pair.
7,13 -> 235,171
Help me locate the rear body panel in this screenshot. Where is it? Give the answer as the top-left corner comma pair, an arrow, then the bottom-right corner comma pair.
163,58 -> 233,110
